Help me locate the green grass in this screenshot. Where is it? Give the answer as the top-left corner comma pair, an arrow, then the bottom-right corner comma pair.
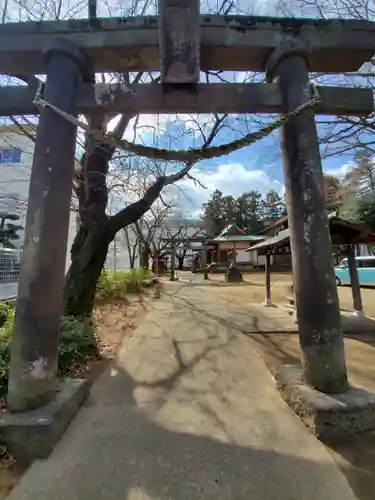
96,268 -> 150,301
0,267 -> 151,398
0,307 -> 98,398
0,304 -> 14,397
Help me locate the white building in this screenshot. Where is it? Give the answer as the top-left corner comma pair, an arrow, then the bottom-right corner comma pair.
0,123 -> 201,276
0,123 -> 78,272
106,229 -> 139,271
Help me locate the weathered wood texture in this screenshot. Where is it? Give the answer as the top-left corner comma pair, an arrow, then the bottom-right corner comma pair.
169,244 -> 176,281
0,16 -> 374,74
347,245 -> 364,314
0,83 -> 372,117
274,53 -> 348,393
265,253 -> 272,305
159,0 -> 200,83
7,41 -> 85,412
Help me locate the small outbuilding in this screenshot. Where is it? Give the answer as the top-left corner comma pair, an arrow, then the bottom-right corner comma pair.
247,214 -> 375,315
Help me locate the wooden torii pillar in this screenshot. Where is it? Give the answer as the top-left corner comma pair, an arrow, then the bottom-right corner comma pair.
264,253 -> 273,307
4,1 -> 374,412
265,39 -> 348,394
7,40 -> 89,411
170,240 -> 177,281
346,245 -> 364,317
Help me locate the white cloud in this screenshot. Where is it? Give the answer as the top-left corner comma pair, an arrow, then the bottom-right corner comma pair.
324,162 -> 353,179
108,114 -> 171,141
169,162 -> 283,216
109,112 -> 231,145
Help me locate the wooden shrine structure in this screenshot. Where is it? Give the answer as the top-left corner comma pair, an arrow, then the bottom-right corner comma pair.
248,215 -> 375,314
1,0 -> 375,411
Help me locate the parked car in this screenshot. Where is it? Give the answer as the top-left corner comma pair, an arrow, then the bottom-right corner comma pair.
335,255 -> 375,287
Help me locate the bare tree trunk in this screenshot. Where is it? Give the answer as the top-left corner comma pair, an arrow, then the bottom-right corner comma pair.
140,245 -> 150,269
62,140 -> 170,316
63,222 -> 113,317
152,255 -> 166,275
123,227 -> 135,268
61,77 -> 203,317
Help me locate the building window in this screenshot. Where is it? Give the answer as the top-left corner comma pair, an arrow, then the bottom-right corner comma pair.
0,148 -> 22,164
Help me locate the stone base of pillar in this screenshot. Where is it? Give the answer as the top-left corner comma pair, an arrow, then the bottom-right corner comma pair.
264,299 -> 275,308
275,364 -> 375,441
0,378 -> 89,461
225,264 -> 243,283
352,310 -> 365,318
191,263 -> 199,273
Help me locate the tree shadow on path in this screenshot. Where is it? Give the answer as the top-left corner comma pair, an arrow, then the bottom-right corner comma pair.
11,302 -> 357,500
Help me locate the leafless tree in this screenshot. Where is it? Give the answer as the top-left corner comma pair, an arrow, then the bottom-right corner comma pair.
0,0 -> 236,315
2,0 -> 367,316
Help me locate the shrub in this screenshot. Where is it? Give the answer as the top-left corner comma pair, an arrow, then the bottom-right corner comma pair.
0,307 -> 99,398
0,268 -> 150,398
58,315 -> 99,377
0,302 -> 13,327
96,267 -> 150,301
0,306 -> 13,397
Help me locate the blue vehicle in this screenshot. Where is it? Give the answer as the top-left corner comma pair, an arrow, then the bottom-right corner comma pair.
335,255 -> 375,287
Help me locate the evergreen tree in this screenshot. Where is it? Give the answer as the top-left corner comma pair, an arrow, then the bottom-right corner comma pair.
0,213 -> 23,248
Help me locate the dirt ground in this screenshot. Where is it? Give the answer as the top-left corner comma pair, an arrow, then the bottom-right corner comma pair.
0,291 -> 153,500
208,270 -> 375,316
3,275 -> 375,499
212,272 -> 375,500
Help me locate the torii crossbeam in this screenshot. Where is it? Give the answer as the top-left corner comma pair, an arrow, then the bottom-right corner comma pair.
3,0 -> 375,419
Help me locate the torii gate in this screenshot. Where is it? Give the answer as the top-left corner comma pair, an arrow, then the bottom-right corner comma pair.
1,1 -> 375,412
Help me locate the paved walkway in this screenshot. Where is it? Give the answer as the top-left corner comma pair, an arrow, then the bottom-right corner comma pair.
9,280 -> 357,500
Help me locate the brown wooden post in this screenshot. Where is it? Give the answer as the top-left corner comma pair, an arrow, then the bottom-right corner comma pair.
7,40 -> 89,412
265,38 -> 348,394
170,241 -> 176,281
158,0 -> 200,84
202,244 -> 208,279
264,253 -> 272,306
347,244 -> 364,316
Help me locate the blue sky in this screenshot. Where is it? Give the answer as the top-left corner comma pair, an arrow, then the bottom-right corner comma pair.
124,107 -> 361,216
1,0 -> 373,217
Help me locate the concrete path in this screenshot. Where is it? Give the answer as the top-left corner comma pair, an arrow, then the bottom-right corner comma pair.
9,280 -> 357,500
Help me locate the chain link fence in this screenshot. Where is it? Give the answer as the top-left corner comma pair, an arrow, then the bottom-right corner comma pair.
0,237 -> 139,302
0,248 -> 22,300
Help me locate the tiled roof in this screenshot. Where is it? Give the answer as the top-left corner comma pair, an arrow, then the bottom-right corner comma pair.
214,235 -> 264,242
247,214 -> 375,253
217,220 -> 248,238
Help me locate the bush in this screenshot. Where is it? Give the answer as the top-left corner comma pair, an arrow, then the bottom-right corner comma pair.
0,268 -> 150,398
0,307 -> 99,398
96,267 -> 150,301
0,302 -> 13,327
58,315 -> 99,377
0,305 -> 13,397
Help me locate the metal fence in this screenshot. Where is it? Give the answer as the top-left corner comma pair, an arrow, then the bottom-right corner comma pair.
0,240 -> 139,302
0,248 -> 22,300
